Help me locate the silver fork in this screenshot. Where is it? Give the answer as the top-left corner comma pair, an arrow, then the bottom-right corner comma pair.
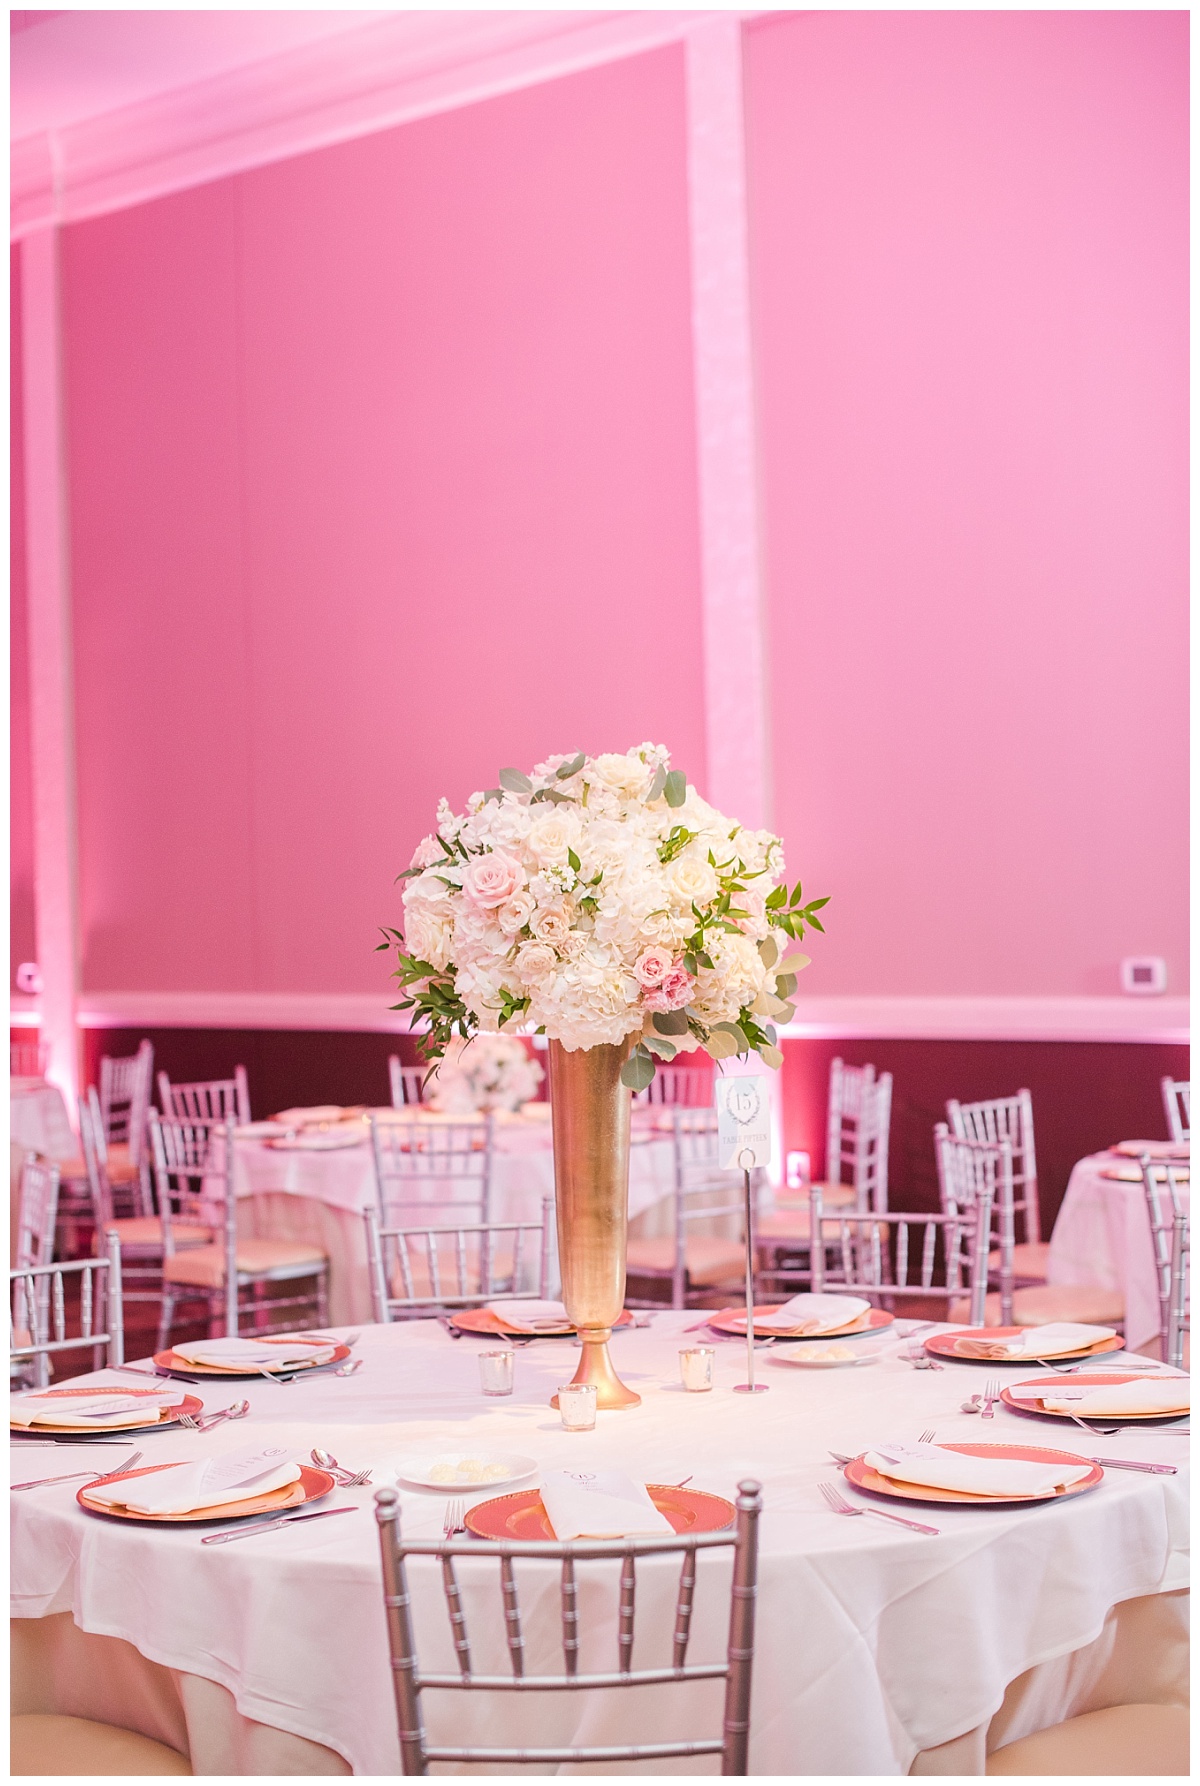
818,1480 -> 939,1536
13,1448 -> 144,1492
918,1429 -> 936,1444
443,1497 -> 466,1538
980,1378 -> 1001,1419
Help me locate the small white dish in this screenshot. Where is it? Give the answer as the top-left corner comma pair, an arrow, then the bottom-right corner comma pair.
385,1452 -> 539,1491
770,1345 -> 883,1369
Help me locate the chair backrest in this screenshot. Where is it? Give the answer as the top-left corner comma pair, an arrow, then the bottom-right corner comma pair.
945,1089 -> 1040,1245
79,1088 -> 116,1232
150,1110 -> 235,1335
826,1060 -> 892,1213
15,1154 -> 59,1272
636,1064 -> 712,1107
369,1113 -> 494,1228
363,1199 -> 553,1322
655,1109 -> 757,1308
935,1123 -> 1016,1322
1161,1078 -> 1190,1144
10,1038 -> 46,1078
99,1039 -> 154,1163
810,1182 -> 992,1326
10,1237 -> 124,1388
374,1476 -> 762,1774
388,1056 -> 426,1108
1140,1158 -> 1190,1369
158,1065 -> 250,1127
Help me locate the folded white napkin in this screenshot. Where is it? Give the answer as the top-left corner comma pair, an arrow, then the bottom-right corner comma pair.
954,1323 -> 1114,1359
1114,1140 -> 1190,1160
753,1294 -> 871,1336
493,1300 -> 571,1332
11,1390 -> 178,1428
863,1442 -> 1094,1498
271,1106 -> 346,1126
172,1337 -> 334,1369
87,1445 -> 302,1515
1017,1378 -> 1190,1417
540,1468 -> 675,1539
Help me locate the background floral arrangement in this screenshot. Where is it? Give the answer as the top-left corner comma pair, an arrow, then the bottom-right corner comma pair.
381,744 -> 827,1091
424,1033 -> 544,1115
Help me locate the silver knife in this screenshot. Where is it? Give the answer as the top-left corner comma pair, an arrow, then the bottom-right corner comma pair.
200,1506 -> 358,1544
1091,1456 -> 1178,1474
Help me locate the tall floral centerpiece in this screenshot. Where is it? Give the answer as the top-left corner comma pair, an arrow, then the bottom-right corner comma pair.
382,744 -> 826,1407
425,1034 -> 543,1115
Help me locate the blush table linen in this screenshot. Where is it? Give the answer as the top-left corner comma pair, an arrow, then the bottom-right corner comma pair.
222,1114 -> 682,1325
10,1314 -> 1188,1775
1048,1153 -> 1190,1353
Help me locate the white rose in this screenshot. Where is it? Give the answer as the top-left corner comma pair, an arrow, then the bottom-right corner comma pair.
516,943 -> 558,984
531,906 -> 571,947
671,855 -> 719,907
404,904 -> 452,971
590,753 -> 651,798
497,891 -> 536,935
526,813 -> 574,865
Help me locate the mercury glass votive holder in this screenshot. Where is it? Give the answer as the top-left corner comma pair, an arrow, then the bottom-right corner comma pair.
478,1350 -> 515,1396
679,1346 -> 715,1392
557,1382 -> 598,1431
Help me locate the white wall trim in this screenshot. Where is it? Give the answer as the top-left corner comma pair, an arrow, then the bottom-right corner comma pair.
11,10 -> 742,239
65,990 -> 1189,1044
685,17 -> 770,829
21,228 -> 81,1117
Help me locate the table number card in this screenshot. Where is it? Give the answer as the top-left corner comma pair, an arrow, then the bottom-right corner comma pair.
717,1076 -> 772,1170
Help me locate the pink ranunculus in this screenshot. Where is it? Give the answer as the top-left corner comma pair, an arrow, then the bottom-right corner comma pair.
632,947 -> 673,988
659,966 -> 696,1009
462,850 -> 525,910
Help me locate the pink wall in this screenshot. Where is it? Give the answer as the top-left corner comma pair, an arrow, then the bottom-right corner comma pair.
10,242 -> 37,981
63,46 -> 705,994
746,10 -> 1189,997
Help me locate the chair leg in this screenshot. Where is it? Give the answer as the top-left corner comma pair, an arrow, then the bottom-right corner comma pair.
156,1287 -> 176,1354
315,1265 -> 329,1328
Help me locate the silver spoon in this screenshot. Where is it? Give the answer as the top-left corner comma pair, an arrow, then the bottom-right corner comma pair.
960,1395 -> 983,1413
334,1357 -> 363,1377
199,1399 -> 250,1432
310,1447 -> 372,1486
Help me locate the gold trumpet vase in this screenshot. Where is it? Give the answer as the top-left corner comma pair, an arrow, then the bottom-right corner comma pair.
548,1037 -> 641,1410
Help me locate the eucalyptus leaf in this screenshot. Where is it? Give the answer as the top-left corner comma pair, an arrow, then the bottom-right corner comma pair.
643,1035 -> 678,1059
778,953 -> 811,976
651,1008 -> 690,1036
663,770 -> 687,808
712,1021 -> 749,1052
758,934 -> 780,969
556,752 -> 586,779
775,972 -> 797,999
499,767 -> 533,794
621,1053 -> 656,1092
705,1031 -> 740,1061
759,1042 -> 784,1071
647,764 -> 667,802
482,788 -> 503,804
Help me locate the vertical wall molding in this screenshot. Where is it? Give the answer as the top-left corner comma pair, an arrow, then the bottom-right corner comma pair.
685,16 -> 770,831
21,227 -> 80,1113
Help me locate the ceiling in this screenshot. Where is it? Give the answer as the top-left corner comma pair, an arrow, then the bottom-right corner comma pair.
10,8 -> 735,239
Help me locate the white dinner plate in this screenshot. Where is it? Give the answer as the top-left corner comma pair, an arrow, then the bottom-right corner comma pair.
386,1452 -> 539,1492
770,1345 -> 884,1369
233,1121 -> 294,1140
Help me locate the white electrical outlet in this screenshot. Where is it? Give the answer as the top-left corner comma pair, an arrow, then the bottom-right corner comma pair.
1120,957 -> 1167,995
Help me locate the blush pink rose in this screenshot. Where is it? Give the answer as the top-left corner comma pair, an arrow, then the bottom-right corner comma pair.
642,966 -> 695,1013
632,947 -> 673,988
462,850 -> 525,909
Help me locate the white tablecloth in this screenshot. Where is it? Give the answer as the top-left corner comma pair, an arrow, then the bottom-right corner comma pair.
10,1082 -> 76,1164
11,1314 -> 1188,1774
225,1113 -> 683,1325
1049,1154 -> 1190,1352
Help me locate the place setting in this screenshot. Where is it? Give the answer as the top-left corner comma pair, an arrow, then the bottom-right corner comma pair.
834,1437 -> 1104,1512
697,1293 -> 894,1347
999,1373 -> 1190,1431
1097,1139 -> 1190,1183
143,1335 -> 355,1383
72,1443 -> 355,1544
11,1384 -> 204,1443
922,1322 -> 1124,1366
445,1298 -> 636,1341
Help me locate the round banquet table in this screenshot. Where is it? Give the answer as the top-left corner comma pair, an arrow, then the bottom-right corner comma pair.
225,1110 -> 689,1326
10,1314 -> 1188,1775
10,1079 -> 76,1165
1048,1153 -> 1191,1354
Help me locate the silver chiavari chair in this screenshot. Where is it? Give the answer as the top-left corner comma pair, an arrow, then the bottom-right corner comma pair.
935,1125 -> 1017,1323
776,1058 -> 893,1215
10,1037 -> 47,1078
11,1238 -> 125,1388
151,1111 -> 328,1347
364,1199 -> 553,1322
1141,1158 -> 1190,1369
157,1065 -> 251,1127
946,1088 -> 1045,1277
809,1182 -> 992,1326
12,1155 -> 61,1388
626,1110 -> 751,1309
634,1063 -> 712,1107
388,1055 -> 427,1108
374,1476 -> 763,1775
369,1112 -> 495,1230
97,1039 -> 155,1214
1161,1077 -> 1190,1144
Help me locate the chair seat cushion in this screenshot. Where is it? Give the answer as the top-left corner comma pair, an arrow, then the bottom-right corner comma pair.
985,1703 -> 1189,1776
950,1284 -> 1126,1327
11,1712 -> 193,1776
987,1241 -> 1052,1280
625,1236 -> 746,1286
103,1144 -> 139,1185
774,1181 -> 858,1210
756,1212 -> 813,1242
163,1239 -> 327,1288
103,1218 -> 211,1249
